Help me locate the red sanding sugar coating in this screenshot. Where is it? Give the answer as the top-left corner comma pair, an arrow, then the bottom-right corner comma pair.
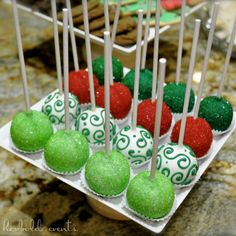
171,116 -> 213,158
69,70 -> 99,104
95,82 -> 132,119
137,99 -> 172,137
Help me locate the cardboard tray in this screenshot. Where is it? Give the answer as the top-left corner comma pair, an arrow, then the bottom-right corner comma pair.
0,88 -> 235,233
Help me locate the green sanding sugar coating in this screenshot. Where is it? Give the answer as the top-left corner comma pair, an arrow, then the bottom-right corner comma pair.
122,68 -> 153,100
85,150 -> 130,196
199,96 -> 233,132
127,171 -> 175,219
92,56 -> 124,85
10,110 -> 53,152
164,82 -> 195,113
44,130 -> 89,173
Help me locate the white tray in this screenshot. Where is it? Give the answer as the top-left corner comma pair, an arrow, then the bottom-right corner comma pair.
3,0 -> 207,55
0,90 -> 235,233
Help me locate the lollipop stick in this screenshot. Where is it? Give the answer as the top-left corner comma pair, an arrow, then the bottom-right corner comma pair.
66,0 -> 79,71
111,0 -> 122,51
150,58 -> 166,179
151,0 -> 161,102
132,9 -> 143,131
218,16 -> 236,97
12,0 -> 30,111
104,31 -> 111,156
194,2 -> 219,118
176,0 -> 186,84
178,19 -> 201,146
82,0 -> 96,111
51,0 -> 63,94
63,9 -> 70,131
141,0 -> 152,69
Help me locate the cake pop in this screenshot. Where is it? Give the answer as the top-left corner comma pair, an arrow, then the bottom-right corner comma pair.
122,68 -> 153,101
10,0 -> 53,152
75,0 -> 117,146
113,11 -> 153,167
158,20 -> 201,186
92,56 -> 124,85
127,53 -> 175,220
44,9 -> 89,174
85,30 -> 130,197
197,16 -> 236,134
42,0 -> 80,128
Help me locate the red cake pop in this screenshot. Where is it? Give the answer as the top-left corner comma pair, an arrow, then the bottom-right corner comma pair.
137,99 -> 172,137
95,82 -> 132,120
171,116 -> 213,158
69,69 -> 99,104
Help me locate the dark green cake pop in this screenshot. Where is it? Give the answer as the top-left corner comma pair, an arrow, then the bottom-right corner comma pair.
44,130 -> 89,173
85,150 -> 130,196
122,68 -> 153,100
199,96 -> 233,132
164,82 -> 195,113
10,110 -> 53,152
92,56 -> 123,85
126,171 -> 175,219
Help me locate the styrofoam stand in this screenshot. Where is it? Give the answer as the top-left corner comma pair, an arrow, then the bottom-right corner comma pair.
0,91 -> 235,233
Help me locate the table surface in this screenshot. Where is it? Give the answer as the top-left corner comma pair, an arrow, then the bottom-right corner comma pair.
0,2 -> 236,236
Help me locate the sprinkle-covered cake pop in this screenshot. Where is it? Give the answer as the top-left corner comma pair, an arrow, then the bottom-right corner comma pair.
10,110 -> 53,152
85,150 -> 130,196
92,56 -> 124,85
198,96 -> 233,133
95,82 -> 132,120
171,116 -> 213,158
76,107 -> 117,146
42,91 -> 80,128
113,125 -> 153,167
157,142 -> 199,186
122,68 -> 153,100
163,82 -> 195,114
44,129 -> 89,173
137,99 -> 172,137
69,69 -> 99,104
126,170 -> 175,219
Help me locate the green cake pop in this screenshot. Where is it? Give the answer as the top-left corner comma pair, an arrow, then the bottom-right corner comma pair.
164,82 -> 195,114
44,130 -> 89,173
10,110 -> 53,152
92,56 -> 123,85
199,96 -> 233,132
85,150 -> 130,196
126,171 -> 174,219
122,68 -> 153,100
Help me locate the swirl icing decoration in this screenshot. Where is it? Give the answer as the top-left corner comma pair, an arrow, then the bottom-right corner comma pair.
156,142 -> 199,186
113,126 -> 153,167
75,107 -> 116,145
42,91 -> 80,127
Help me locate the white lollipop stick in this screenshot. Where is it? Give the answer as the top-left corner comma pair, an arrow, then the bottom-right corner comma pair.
66,0 -> 79,71
151,0 -> 161,102
218,16 -> 236,97
104,0 -> 110,32
132,9 -> 143,131
63,9 -> 70,131
12,0 -> 30,111
82,0 -> 96,111
141,0 -> 152,69
51,0 -> 63,94
178,19 -> 201,146
150,58 -> 166,179
104,31 -> 111,156
176,0 -> 186,84
194,2 -> 219,118
111,0 -> 122,51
